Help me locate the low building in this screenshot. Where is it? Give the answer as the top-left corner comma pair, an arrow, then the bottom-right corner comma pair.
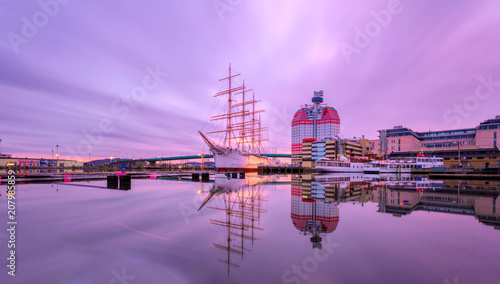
0,157 -> 83,168
376,115 -> 500,168
300,138 -> 364,168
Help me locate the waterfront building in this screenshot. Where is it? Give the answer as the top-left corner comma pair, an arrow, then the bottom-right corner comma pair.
301,138 -> 365,168
0,156 -> 83,168
291,91 -> 340,165
376,115 -> 500,168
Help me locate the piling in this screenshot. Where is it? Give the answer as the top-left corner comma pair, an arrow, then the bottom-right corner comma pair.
107,176 -> 118,189
192,173 -> 200,182
201,173 -> 210,182
119,175 -> 131,190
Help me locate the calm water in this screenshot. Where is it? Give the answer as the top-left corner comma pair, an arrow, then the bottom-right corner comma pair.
0,174 -> 499,284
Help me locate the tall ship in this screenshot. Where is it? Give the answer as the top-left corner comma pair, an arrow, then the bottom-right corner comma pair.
199,64 -> 276,172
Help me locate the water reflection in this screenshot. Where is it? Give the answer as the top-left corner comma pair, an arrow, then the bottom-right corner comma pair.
2,173 -> 499,283
198,174 -> 269,276
293,173 -> 500,236
375,178 -> 500,229
199,173 -> 500,277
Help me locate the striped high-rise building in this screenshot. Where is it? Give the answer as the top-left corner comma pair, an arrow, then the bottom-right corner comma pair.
291,91 -> 340,165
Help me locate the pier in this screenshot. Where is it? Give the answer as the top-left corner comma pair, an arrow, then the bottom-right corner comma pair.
258,165 -> 308,174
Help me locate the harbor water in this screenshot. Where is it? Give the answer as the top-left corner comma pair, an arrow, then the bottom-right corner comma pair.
0,174 -> 499,284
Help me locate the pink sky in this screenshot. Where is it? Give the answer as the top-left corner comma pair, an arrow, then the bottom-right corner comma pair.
1,0 -> 500,160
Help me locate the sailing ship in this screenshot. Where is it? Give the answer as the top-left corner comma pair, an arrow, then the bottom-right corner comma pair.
199,64 -> 276,172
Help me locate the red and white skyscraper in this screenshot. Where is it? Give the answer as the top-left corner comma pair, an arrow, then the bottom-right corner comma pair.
291,91 -> 340,165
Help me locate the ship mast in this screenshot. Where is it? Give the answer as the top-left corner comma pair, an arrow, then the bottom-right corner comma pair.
210,64 -> 244,148
228,65 -> 232,148
209,64 -> 267,154
241,81 -> 246,152
252,93 -> 256,154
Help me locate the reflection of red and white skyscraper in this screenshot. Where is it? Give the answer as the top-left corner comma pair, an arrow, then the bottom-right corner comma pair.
291,91 -> 340,165
291,180 -> 340,249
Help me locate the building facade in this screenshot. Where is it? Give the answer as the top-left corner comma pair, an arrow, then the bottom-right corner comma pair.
301,138 -> 367,168
376,115 -> 500,168
0,157 -> 83,168
291,91 -> 340,165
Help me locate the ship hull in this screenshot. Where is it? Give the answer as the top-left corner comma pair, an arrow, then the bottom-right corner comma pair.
212,149 -> 274,172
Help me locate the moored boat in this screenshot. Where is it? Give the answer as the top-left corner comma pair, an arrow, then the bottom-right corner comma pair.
315,157 -> 365,172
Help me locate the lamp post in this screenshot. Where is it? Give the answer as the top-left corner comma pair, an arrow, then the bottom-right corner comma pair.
51,149 -> 54,160
56,144 -> 59,166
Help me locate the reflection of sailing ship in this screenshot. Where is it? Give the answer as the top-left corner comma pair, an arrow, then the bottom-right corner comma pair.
199,64 -> 276,172
198,175 -> 268,276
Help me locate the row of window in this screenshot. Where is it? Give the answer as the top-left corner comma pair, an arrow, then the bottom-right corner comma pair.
419,129 -> 476,136
421,135 -> 475,141
479,125 -> 499,130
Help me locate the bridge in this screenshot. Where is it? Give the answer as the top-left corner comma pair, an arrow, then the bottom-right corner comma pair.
98,153 -> 291,165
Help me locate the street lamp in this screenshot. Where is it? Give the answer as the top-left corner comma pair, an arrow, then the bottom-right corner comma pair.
51,149 -> 54,160
56,145 -> 59,166
88,153 -> 91,173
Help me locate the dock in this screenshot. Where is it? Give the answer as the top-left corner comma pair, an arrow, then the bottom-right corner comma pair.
258,166 -> 310,174
0,172 -> 209,184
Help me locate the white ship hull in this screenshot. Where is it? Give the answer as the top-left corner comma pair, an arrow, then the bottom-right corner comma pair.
213,149 -> 274,172
369,157 -> 445,174
199,131 -> 275,172
315,160 -> 365,173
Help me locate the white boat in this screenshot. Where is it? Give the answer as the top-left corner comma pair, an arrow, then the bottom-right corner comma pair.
199,64 -> 275,172
364,161 -> 380,174
315,157 -> 365,172
368,155 -> 445,173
